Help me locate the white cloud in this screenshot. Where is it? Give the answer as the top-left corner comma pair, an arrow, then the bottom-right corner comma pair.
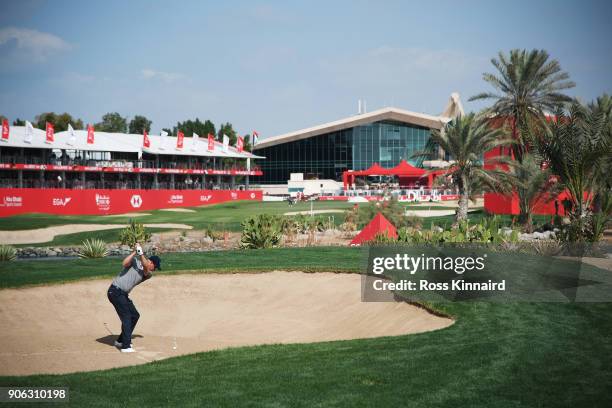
141,68 -> 184,83
0,27 -> 71,61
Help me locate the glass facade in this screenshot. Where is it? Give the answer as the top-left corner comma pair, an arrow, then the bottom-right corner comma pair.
256,120 -> 431,184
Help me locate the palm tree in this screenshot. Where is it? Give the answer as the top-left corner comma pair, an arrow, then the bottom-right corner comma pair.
511,154 -> 563,232
415,114 -> 515,223
469,49 -> 575,162
535,101 -> 611,240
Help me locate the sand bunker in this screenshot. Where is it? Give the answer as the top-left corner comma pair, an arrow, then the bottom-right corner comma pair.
0,272 -> 452,375
105,212 -> 152,217
157,208 -> 196,213
284,209 -> 345,216
0,223 -> 193,245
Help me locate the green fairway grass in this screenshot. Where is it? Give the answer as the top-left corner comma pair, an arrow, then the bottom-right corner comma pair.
0,201 -> 357,232
0,247 -> 610,406
0,200 -> 481,232
0,200 -> 479,247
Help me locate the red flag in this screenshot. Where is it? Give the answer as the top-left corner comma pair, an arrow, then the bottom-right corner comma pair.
1,119 -> 8,141
143,130 -> 150,148
237,136 -> 244,152
177,131 -> 184,149
207,133 -> 214,151
87,124 -> 95,144
45,122 -> 54,143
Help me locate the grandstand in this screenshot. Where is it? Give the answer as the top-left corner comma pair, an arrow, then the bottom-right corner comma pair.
0,123 -> 264,216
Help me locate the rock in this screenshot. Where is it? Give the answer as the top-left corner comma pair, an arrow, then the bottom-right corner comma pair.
45,249 -> 57,257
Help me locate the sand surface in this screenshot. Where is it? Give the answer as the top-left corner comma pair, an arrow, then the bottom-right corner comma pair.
157,208 -> 196,213
105,212 -> 152,217
284,209 -> 345,216
0,223 -> 193,245
0,272 -> 452,376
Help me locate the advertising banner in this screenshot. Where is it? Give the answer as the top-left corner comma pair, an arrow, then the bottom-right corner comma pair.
0,189 -> 262,217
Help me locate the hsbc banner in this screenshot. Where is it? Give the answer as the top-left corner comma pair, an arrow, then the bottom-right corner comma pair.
0,189 -> 262,217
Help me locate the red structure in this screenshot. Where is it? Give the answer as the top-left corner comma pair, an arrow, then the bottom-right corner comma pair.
342,160 -> 441,190
0,188 -> 262,216
350,212 -> 398,246
483,146 -> 570,216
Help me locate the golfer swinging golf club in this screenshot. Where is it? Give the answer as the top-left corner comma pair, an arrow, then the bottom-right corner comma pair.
107,243 -> 161,353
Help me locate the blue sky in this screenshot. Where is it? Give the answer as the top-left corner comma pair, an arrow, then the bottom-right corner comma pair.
1,0 -> 611,138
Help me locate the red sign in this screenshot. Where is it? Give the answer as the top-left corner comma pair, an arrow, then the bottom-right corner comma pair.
45,122 -> 54,143
87,125 -> 95,144
1,119 -> 9,141
177,131 -> 184,149
143,131 -> 150,148
0,188 -> 262,217
236,136 -> 244,152
207,133 -> 214,151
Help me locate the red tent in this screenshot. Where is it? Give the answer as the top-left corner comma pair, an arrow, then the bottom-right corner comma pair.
342,160 -> 435,189
350,212 -> 398,246
388,159 -> 425,176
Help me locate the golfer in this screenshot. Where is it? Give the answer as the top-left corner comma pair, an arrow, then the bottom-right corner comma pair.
107,243 -> 161,353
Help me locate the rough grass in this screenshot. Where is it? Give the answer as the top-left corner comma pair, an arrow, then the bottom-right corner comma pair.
0,248 -> 610,406
0,247 -> 362,288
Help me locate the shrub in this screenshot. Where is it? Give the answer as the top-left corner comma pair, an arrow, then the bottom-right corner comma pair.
356,198 -> 407,228
0,245 -> 17,261
203,228 -> 223,242
240,214 -> 282,249
396,218 -> 521,245
119,219 -> 152,247
78,239 -> 109,259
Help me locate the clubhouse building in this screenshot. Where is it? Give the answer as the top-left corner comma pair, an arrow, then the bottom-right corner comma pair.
253,93 -> 464,185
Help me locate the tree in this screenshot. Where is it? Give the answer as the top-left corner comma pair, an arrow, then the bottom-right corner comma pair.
469,49 -> 575,162
128,115 -> 152,134
535,101 -> 611,241
12,118 -> 25,126
414,114 -> 515,222
510,154 -> 563,232
95,112 -> 128,133
243,134 -> 252,152
35,112 -> 84,131
217,122 -> 237,145
173,118 -> 215,137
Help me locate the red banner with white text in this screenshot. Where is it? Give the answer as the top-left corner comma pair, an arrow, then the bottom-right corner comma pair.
0,188 -> 262,217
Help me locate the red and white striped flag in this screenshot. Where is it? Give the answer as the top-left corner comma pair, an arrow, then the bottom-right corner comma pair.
176,131 -> 184,149
1,119 -> 8,142
252,130 -> 259,146
45,122 -> 54,144
236,136 -> 244,152
87,124 -> 95,144
143,130 -> 150,148
207,133 -> 214,151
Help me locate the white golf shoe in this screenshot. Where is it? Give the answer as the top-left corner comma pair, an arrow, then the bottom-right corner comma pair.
120,347 -> 136,353
114,341 -> 133,348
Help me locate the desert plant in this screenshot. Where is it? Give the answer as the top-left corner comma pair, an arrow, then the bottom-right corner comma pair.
536,101 -> 611,241
203,228 -> 223,242
119,219 -> 152,247
239,214 -> 281,249
0,245 -> 17,261
78,239 -> 109,259
367,232 -> 397,245
279,217 -> 300,243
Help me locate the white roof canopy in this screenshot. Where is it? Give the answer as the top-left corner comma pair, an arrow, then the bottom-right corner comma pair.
1,127 -> 263,159
254,93 -> 464,150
